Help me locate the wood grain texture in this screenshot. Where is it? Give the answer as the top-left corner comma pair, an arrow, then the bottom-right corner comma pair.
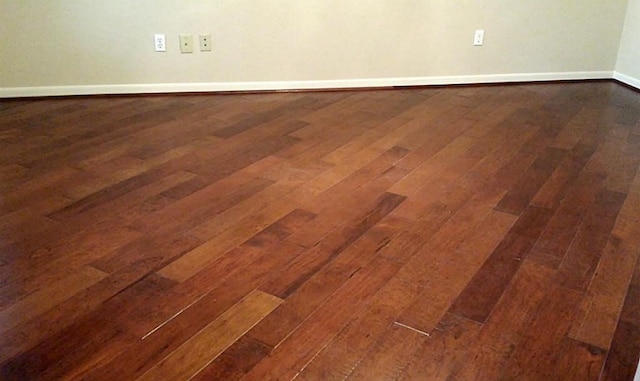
1,81 -> 639,380
136,290 -> 281,381
296,278 -> 422,381
448,206 -> 554,323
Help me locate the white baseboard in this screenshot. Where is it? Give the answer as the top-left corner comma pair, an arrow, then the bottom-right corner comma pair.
0,71 -> 615,98
614,71 -> 640,90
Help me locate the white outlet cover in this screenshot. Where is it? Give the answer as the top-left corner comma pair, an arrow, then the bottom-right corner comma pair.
474,30 -> 484,46
154,34 -> 166,52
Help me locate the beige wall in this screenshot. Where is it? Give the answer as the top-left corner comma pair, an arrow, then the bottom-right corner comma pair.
616,0 -> 640,84
0,0 -> 630,92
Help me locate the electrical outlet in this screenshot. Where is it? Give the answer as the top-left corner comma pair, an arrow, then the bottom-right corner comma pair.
199,34 -> 212,51
154,34 -> 166,52
474,30 -> 485,46
179,34 -> 194,53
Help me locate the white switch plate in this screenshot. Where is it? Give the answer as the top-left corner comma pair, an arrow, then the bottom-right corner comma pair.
199,34 -> 212,51
179,34 -> 194,53
474,30 -> 484,46
154,34 -> 166,52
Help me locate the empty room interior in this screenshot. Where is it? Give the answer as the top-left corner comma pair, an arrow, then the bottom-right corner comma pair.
2,1 -> 640,380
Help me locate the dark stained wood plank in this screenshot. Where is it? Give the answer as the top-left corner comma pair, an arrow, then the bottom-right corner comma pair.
444,259 -> 556,380
260,191 -> 405,300
0,225 -> 143,308
495,146 -> 567,215
600,226 -> 640,381
0,266 -> 172,364
532,169 -> 606,257
530,143 -> 596,210
134,176 -> 276,234
189,336 -> 271,381
604,132 -> 640,194
250,261 -> 361,348
0,266 -> 107,335
568,217 -> 640,349
211,95 -> 322,138
286,166 -> 409,249
556,189 -> 626,291
616,103 -> 640,126
0,273 -> 177,380
395,209 -> 517,334
448,206 -> 554,323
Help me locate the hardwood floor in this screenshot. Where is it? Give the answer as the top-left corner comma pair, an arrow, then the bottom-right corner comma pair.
0,81 -> 639,380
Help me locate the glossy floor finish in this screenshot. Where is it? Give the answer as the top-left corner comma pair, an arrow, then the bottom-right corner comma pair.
1,82 -> 639,380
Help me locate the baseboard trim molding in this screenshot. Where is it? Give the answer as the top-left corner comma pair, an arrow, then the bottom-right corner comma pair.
0,71 -> 615,98
613,71 -> 640,91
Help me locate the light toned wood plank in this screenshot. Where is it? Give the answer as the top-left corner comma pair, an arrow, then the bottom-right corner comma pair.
157,193 -> 295,282
136,290 -> 282,381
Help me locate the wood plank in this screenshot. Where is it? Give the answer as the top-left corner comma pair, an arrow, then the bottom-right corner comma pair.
156,188 -> 299,282
533,169 -> 606,257
0,273 -> 177,380
79,238 -> 303,381
495,146 -> 567,215
448,206 -> 553,323
600,226 -> 640,381
0,225 -> 142,308
344,324 -> 430,381
136,290 -> 282,381
260,191 -> 405,299
445,259 -> 557,381
188,336 -> 271,381
239,257 -> 402,381
0,266 -> 107,335
497,285 -> 589,380
286,167 -> 408,249
394,185 -> 509,282
530,143 -> 596,210
295,278 -> 421,381
556,189 -> 626,291
395,209 -> 516,333
396,313 -> 481,381
0,269 -> 172,364
551,338 -> 607,381
250,261 -> 361,348
568,217 -> 640,349
185,175 -> 309,243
